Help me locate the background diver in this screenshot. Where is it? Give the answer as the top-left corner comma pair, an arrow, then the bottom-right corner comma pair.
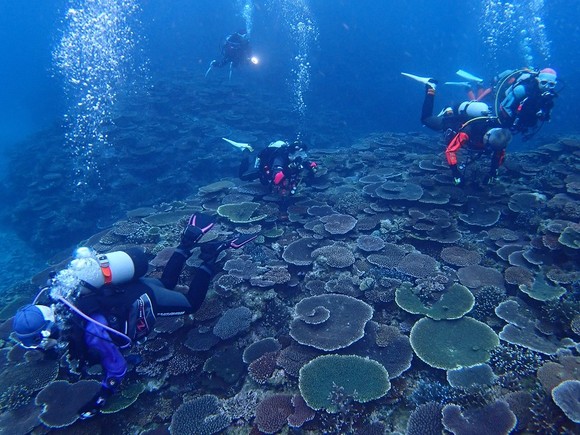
205,29 -> 257,80
11,213 -> 256,419
437,67 -> 559,139
223,137 -> 318,196
403,72 -> 512,185
497,67 -> 558,138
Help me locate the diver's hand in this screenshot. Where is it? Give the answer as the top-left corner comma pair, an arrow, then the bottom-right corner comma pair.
536,109 -> 550,121
78,384 -> 114,419
78,392 -> 107,419
485,169 -> 498,185
450,165 -> 462,185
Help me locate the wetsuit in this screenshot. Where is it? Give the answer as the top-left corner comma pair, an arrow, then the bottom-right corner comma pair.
213,32 -> 251,68
420,86 -> 469,133
239,145 -> 317,196
446,118 -> 505,179
74,250 -> 212,393
500,73 -> 555,135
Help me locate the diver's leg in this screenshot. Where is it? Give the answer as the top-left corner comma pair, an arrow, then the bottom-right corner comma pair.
159,250 -> 187,290
421,85 -> 444,131
148,264 -> 212,315
185,265 -> 213,313
239,156 -> 250,178
239,156 -> 260,181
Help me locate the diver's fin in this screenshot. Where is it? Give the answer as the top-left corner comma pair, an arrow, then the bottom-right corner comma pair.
456,69 -> 483,83
180,213 -> 215,251
199,233 -> 258,264
401,72 -> 435,85
188,213 -> 215,235
444,81 -> 472,87
222,137 -> 254,152
228,233 -> 258,249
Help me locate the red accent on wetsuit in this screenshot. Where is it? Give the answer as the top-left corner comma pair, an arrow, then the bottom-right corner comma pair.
273,171 -> 285,185
495,150 -> 506,168
476,88 -> 492,101
445,131 -> 469,166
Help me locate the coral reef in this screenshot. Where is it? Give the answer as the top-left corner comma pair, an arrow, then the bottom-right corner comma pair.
2,98 -> 579,433
290,294 -> 373,351
168,394 -> 230,435
410,317 -> 499,370
298,354 -> 390,412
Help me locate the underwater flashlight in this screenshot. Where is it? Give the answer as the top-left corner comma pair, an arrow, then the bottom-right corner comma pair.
251,56 -> 259,65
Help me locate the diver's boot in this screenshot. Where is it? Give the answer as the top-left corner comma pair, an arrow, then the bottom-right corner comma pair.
426,79 -> 438,93
176,214 -> 215,257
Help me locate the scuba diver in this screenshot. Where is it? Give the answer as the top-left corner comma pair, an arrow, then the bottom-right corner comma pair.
497,67 -> 558,138
403,72 -> 512,185
205,29 -> 256,80
223,138 -> 318,196
11,213 -> 256,419
445,123 -> 512,185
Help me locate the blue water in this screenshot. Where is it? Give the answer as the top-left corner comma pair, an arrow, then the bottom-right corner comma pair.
0,0 -> 577,303
0,1 -> 579,433
0,2 -> 577,285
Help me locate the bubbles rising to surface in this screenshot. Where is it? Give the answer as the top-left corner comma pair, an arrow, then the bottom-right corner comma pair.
53,0 -> 146,192
268,0 -> 318,138
480,0 -> 551,68
237,0 -> 254,36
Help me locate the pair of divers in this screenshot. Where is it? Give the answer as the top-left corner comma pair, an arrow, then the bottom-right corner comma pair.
402,67 -> 560,185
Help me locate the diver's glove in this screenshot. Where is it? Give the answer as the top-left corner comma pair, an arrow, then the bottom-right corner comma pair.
485,169 -> 499,185
536,109 -> 550,121
450,164 -> 462,185
78,384 -> 114,419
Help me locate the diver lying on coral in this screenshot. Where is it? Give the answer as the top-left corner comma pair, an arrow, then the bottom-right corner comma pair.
225,138 -> 318,196
11,213 -> 256,419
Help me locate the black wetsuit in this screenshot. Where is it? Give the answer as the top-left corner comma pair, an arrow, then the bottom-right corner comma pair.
239,145 -> 314,196
70,250 -> 212,389
420,87 -> 469,133
500,75 -> 556,135
213,32 -> 251,68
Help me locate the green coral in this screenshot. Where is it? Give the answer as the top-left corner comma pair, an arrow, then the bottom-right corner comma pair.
298,354 -> 390,413
410,317 -> 499,370
558,225 -> 580,249
198,180 -> 235,194
142,209 -> 200,226
395,283 -> 475,320
519,274 -> 566,301
102,382 -> 145,414
217,202 -> 267,224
